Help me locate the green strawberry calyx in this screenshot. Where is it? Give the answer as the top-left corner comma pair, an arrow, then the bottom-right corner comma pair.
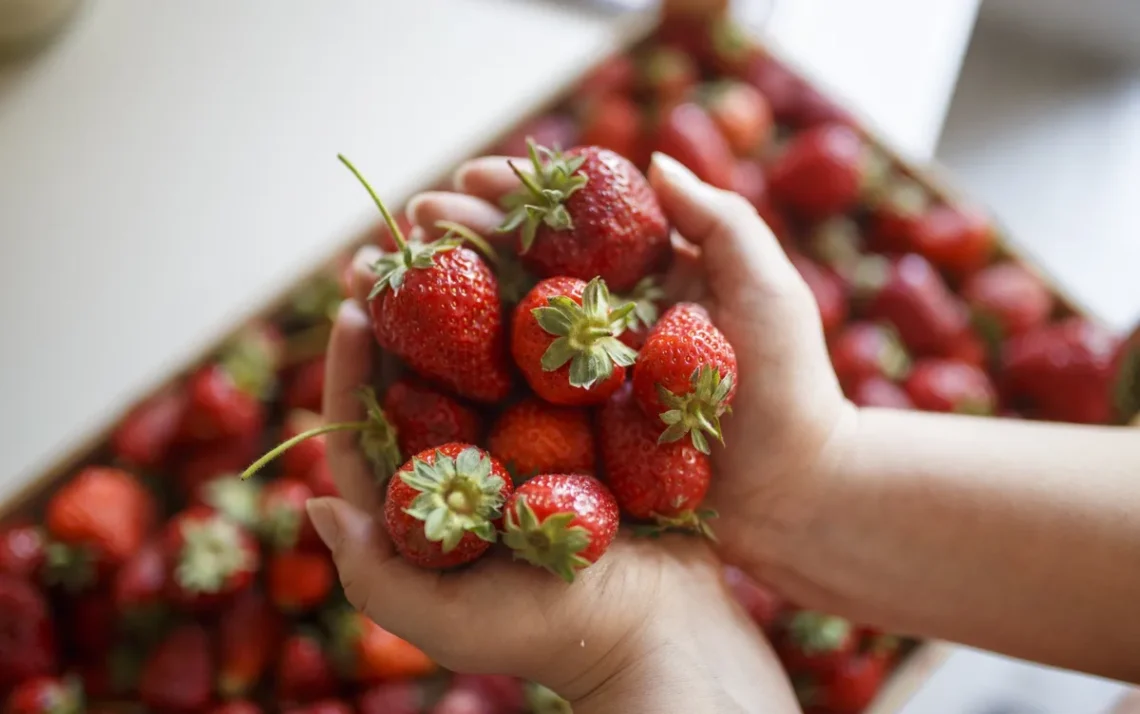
240,387 -> 400,486
400,446 -> 506,553
533,277 -> 638,389
499,139 -> 588,253
220,324 -> 280,400
201,476 -> 261,529
1113,337 -> 1140,424
657,365 -> 734,454
176,515 -> 253,593
502,496 -> 592,584
634,508 -> 719,542
611,276 -> 664,341
526,682 -> 574,714
787,611 -> 853,654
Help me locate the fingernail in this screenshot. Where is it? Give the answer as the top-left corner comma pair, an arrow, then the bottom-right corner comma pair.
404,192 -> 429,224
306,498 -> 341,552
452,161 -> 476,192
650,152 -> 700,188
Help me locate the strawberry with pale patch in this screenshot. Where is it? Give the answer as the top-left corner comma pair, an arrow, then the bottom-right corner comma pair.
163,506 -> 260,611
385,444 -> 512,569
512,276 -> 638,406
632,303 -> 737,453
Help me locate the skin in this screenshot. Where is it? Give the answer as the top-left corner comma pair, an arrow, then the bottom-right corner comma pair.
310,152 -> 1140,711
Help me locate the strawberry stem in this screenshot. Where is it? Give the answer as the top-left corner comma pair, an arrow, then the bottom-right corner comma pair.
337,154 -> 411,261
434,220 -> 500,267
240,421 -> 368,481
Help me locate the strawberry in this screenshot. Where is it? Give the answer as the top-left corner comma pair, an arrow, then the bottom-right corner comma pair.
211,702 -> 263,714
0,522 -> 45,579
307,460 -> 341,498
651,102 -> 735,190
1002,317 -> 1122,424
0,575 -> 57,689
947,328 -> 989,368
768,124 -> 876,220
821,651 -> 891,714
44,466 -> 155,587
849,376 -> 915,409
911,204 -> 995,278
218,590 -> 283,699
4,676 -> 82,714
385,444 -> 512,569
731,158 -> 768,211
340,157 -> 512,404
790,253 -> 849,337
176,431 -> 261,499
742,52 -> 804,123
111,386 -> 188,469
384,377 -> 480,458
502,473 -> 619,582
358,681 -> 427,714
257,478 -> 320,552
488,398 -> 595,481
704,80 -> 773,155
164,506 -> 259,610
66,591 -> 116,658
632,303 -> 737,453
599,383 -> 713,534
723,566 -> 783,631
863,254 -> 970,357
637,45 -> 698,105
577,93 -> 642,162
280,410 -> 327,481
611,276 -> 664,351
904,359 -> 997,415
865,177 -> 931,254
112,539 -> 167,616
962,261 -> 1054,342
829,322 -> 910,393
499,143 -> 671,292
277,630 -> 338,704
574,55 -> 636,103
78,644 -> 143,701
286,701 -> 354,714
139,624 -> 213,714
268,550 -> 335,613
283,355 -> 326,413
431,688 -> 497,714
512,277 -> 637,406
494,114 -> 580,159
450,675 -> 527,713
329,609 -> 436,683
778,611 -> 856,676
1116,327 -> 1140,425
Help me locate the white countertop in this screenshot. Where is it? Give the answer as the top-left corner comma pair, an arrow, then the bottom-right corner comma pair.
0,0 -> 979,493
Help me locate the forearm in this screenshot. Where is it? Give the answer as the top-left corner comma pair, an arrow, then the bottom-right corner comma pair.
784,408 -> 1140,682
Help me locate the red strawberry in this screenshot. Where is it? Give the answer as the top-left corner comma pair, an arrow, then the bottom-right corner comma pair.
704,80 -> 774,155
139,624 -> 214,714
4,676 -> 81,714
790,253 -> 849,337
778,611 -> 856,676
578,93 -> 641,162
1002,317 -> 1122,424
176,431 -> 261,499
218,590 -> 283,700
257,478 -> 319,552
723,566 -> 783,631
611,277 -> 664,351
599,383 -> 713,534
494,114 -> 580,159
79,645 -> 143,701
330,609 -> 437,683
450,675 -> 527,713
863,254 -> 970,357
268,550 -> 335,613
431,688 -> 496,714
66,591 -> 116,658
358,681 -> 427,714
962,261 -> 1054,342
211,701 -> 263,714
111,386 -> 188,469
384,377 -> 480,458
112,539 -> 167,614
0,522 -> 45,579
638,45 -> 698,105
277,630 -> 338,704
947,328 -> 989,369
904,359 -> 997,415
0,575 -> 57,689
280,410 -> 327,481
502,474 -> 619,582
284,355 -> 326,414
849,376 -> 915,409
1116,327 -> 1140,425
768,124 -> 875,220
865,177 -> 930,254
911,204 -> 995,278
44,466 -> 155,587
731,158 -> 768,210
385,444 -> 513,569
340,157 -> 512,403
652,102 -> 735,189
830,322 -> 910,393
164,506 -> 259,610
512,277 -> 637,406
821,651 -> 891,714
307,460 -> 340,498
286,701 -> 354,714
488,398 -> 595,481
574,55 -> 636,103
632,303 -> 737,453
499,143 -> 671,292
742,53 -> 804,123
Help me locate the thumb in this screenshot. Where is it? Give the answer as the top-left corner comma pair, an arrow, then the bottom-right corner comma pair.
648,152 -> 801,300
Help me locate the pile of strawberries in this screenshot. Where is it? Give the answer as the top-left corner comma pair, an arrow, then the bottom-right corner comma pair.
3,7 -> 1139,714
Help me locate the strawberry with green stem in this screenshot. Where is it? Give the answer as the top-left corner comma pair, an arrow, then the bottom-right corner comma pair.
163,506 -> 260,611
632,303 -> 737,453
341,155 -> 512,403
612,276 -> 665,351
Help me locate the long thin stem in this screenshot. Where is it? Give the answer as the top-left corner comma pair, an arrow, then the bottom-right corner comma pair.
435,220 -> 500,267
240,421 -> 368,480
337,154 -> 411,261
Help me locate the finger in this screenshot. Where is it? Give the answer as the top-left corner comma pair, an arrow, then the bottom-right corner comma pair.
350,245 -> 382,307
648,152 -> 802,298
661,232 -> 708,304
322,301 -> 381,513
404,191 -> 510,244
453,155 -> 521,204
